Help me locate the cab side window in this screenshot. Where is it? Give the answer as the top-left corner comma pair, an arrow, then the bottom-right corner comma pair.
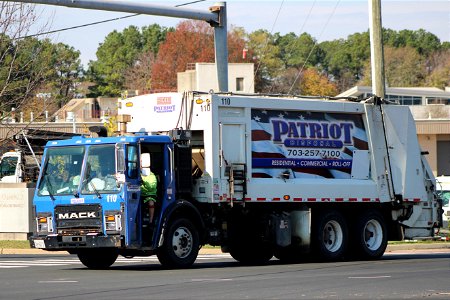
127,145 -> 139,179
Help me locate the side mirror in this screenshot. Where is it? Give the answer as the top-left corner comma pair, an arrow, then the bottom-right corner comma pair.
115,143 -> 126,173
115,173 -> 126,185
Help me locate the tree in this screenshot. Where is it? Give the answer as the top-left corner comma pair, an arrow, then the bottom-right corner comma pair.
299,68 -> 338,96
1,3 -> 83,127
384,29 -> 442,56
319,31 -> 372,91
278,32 -> 321,69
385,46 -> 426,87
270,67 -> 301,94
151,20 -> 248,91
150,20 -> 214,91
246,29 -> 283,92
48,43 -> 82,106
359,46 -> 426,87
142,24 -> 172,55
425,49 -> 450,89
272,67 -> 337,96
0,3 -> 52,123
124,49 -> 155,93
88,24 -> 170,96
88,26 -> 142,96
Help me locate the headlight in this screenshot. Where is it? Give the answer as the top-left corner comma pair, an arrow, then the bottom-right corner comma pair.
104,212 -> 122,232
36,214 -> 53,233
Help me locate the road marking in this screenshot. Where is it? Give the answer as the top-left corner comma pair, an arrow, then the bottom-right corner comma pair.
38,281 -> 79,283
385,251 -> 450,255
348,276 -> 391,279
191,278 -> 233,282
0,254 -> 230,269
0,262 -> 72,266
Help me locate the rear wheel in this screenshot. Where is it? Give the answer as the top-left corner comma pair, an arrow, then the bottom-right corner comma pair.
157,218 -> 199,268
354,211 -> 387,259
77,248 -> 118,269
312,210 -> 348,261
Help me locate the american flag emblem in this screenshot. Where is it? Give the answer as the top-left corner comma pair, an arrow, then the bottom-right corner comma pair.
251,108 -> 369,179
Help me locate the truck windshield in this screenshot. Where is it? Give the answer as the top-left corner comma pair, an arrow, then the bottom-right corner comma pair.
0,156 -> 18,179
441,191 -> 450,208
38,146 -> 84,196
81,144 -> 119,194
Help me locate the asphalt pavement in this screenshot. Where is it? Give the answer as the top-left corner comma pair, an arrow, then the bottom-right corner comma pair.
1,242 -> 449,255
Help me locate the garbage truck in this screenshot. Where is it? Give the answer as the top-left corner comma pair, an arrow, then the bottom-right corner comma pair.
0,129 -> 80,183
29,92 -> 441,269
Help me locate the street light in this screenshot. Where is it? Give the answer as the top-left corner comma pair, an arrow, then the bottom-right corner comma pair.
36,93 -> 51,122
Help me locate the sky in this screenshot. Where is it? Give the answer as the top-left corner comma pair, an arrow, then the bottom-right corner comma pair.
29,0 -> 450,67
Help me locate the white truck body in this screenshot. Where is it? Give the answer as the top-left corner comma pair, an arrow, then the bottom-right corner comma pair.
120,92 -> 439,240
0,151 -> 23,183
0,130 -> 81,183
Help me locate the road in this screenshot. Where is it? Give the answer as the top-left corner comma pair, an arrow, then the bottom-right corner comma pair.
0,250 -> 449,299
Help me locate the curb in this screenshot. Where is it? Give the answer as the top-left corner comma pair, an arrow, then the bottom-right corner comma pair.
1,243 -> 449,255
385,242 -> 450,251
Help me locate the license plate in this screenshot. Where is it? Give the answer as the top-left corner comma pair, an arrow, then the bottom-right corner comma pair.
34,240 -> 46,249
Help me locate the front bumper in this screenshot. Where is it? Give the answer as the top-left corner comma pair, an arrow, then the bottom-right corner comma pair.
30,234 -> 121,250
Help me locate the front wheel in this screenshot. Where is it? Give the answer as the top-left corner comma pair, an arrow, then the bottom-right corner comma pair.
77,248 -> 118,269
354,211 -> 387,259
312,210 -> 348,261
157,218 -> 199,268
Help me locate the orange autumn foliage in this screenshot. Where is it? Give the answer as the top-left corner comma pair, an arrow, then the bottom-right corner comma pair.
151,20 -> 249,90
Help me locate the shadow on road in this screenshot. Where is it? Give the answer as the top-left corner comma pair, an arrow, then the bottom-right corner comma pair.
61,251 -> 450,272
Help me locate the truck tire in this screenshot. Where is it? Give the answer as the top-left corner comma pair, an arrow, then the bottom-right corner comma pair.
157,218 -> 199,268
312,210 -> 348,261
354,210 -> 387,259
77,248 -> 118,269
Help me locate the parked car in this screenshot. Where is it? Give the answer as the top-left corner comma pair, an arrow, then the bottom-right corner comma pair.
436,176 -> 450,228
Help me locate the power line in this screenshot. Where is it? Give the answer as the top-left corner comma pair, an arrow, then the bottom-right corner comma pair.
268,0 -> 317,94
14,0 -> 206,40
14,14 -> 140,40
175,0 -> 206,7
288,0 -> 341,95
247,0 -> 285,93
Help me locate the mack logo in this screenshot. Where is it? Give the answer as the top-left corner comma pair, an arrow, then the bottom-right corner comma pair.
58,212 -> 97,219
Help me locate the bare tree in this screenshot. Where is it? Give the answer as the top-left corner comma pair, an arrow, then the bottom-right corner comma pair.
0,2 -> 52,149
425,49 -> 450,89
124,50 -> 156,94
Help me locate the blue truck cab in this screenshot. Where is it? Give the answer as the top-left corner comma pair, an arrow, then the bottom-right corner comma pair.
31,133 -> 203,269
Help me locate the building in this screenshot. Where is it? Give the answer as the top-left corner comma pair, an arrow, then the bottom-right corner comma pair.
177,63 -> 254,93
338,86 -> 450,176
48,63 -> 255,123
53,97 -> 118,123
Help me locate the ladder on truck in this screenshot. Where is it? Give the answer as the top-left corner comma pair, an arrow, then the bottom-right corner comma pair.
228,163 -> 247,204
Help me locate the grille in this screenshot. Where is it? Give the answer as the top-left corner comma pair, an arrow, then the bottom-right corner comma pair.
55,204 -> 102,234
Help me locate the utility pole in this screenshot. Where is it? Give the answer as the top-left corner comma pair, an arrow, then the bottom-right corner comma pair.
369,0 -> 386,99
6,0 -> 229,92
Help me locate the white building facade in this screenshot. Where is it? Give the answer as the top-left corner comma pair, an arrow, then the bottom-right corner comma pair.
177,63 -> 254,93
